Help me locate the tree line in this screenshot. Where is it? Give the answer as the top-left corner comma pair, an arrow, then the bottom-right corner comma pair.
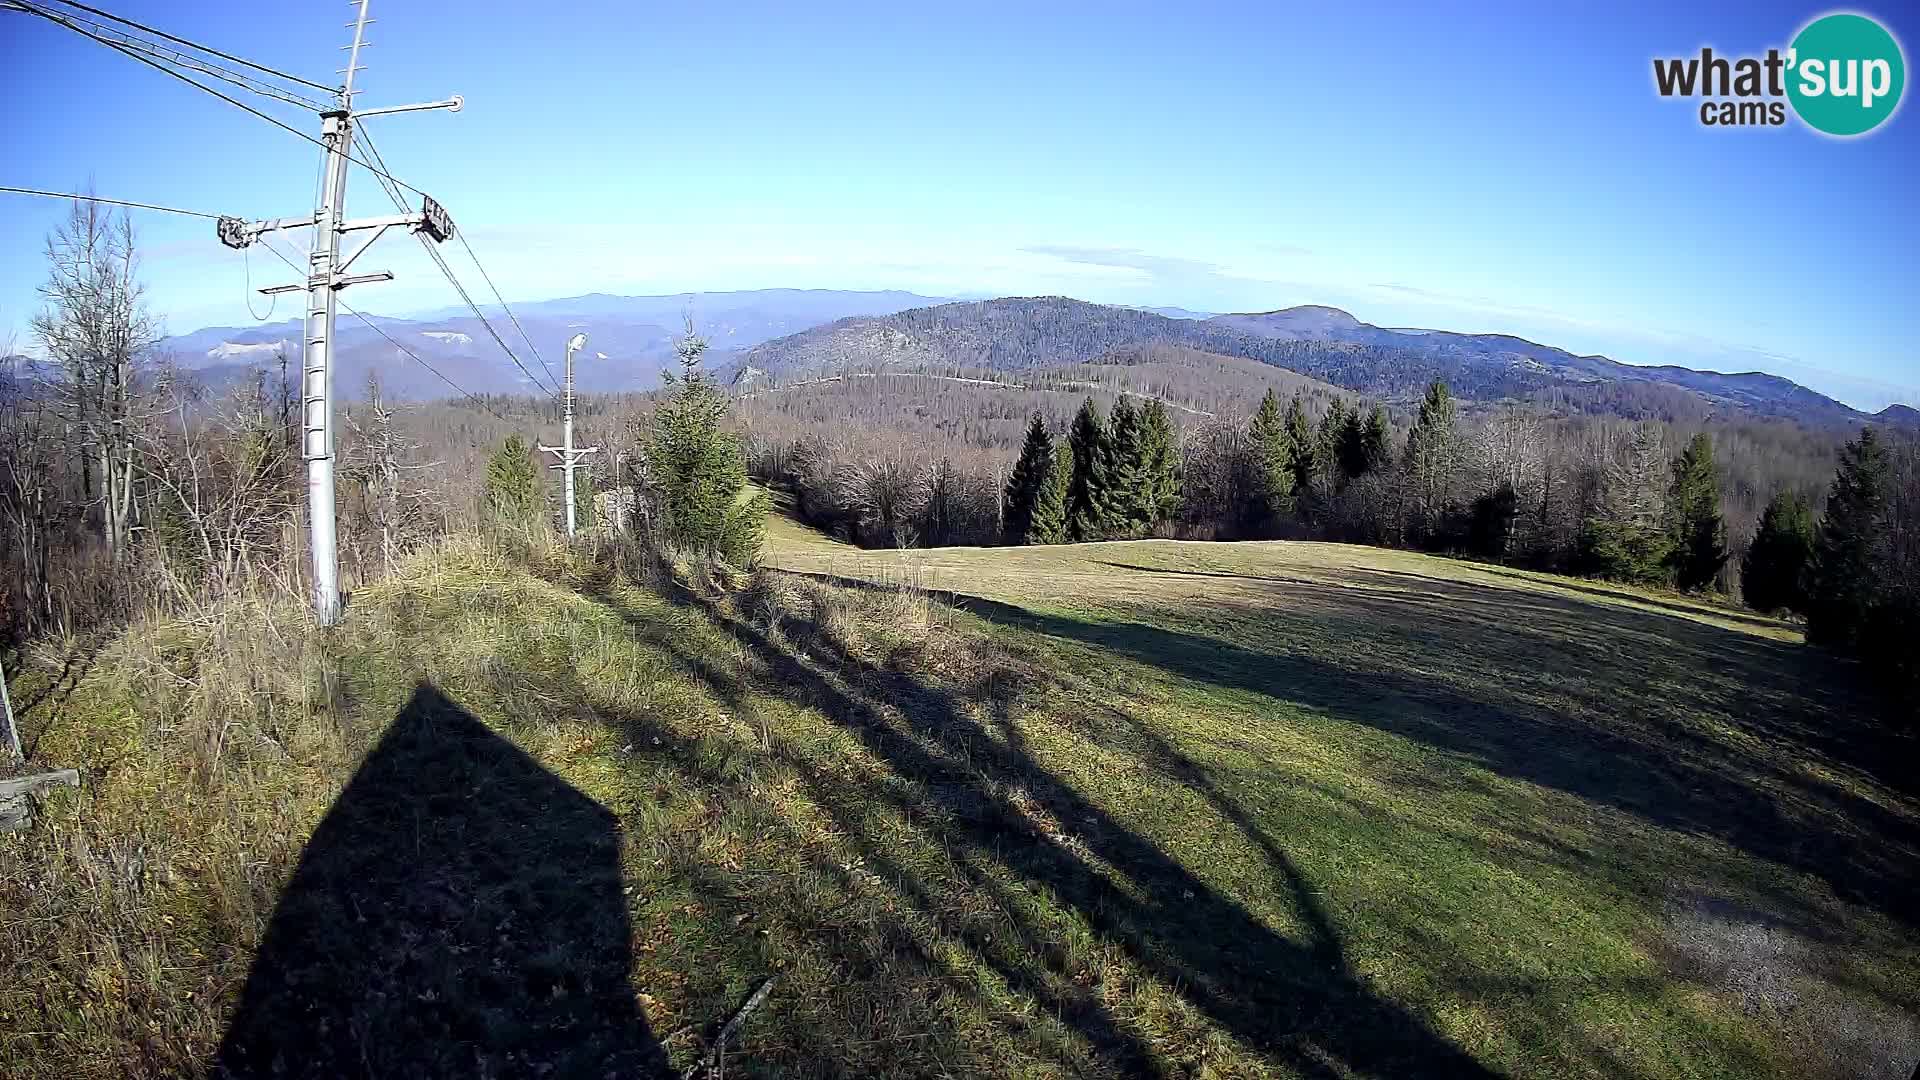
751,374 -> 1918,708
1002,396 -> 1181,544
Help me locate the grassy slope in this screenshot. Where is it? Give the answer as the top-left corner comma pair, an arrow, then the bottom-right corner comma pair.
3,523 -> 1916,1078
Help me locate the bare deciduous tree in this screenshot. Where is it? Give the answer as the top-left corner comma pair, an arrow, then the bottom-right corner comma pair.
30,199 -> 159,560
344,371 -> 443,575
0,349 -> 59,632
133,361 -> 301,601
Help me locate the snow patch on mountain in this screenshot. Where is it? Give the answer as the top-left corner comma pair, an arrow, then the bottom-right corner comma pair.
207,341 -> 288,361
420,331 -> 472,344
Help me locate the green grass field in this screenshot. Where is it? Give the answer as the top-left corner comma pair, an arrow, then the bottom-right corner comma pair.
4,517 -> 1917,1078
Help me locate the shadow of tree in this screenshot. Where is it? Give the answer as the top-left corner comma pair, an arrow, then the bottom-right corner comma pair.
215,682 -> 666,1079
583,574 -> 1504,1078
874,571 -> 1920,935
1094,556 -> 1789,636
1469,563 -> 1795,633
578,591 -> 1162,1076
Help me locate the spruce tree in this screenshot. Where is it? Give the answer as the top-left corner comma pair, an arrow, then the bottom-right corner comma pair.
1468,481 -> 1519,559
1139,398 -> 1182,526
1247,389 -> 1295,531
1284,393 -> 1318,515
1331,402 -> 1381,483
1029,441 -> 1072,544
1576,423 -> 1674,584
483,433 -> 541,525
644,328 -> 767,565
1318,398 -> 1352,486
1362,404 -> 1393,474
1402,381 -> 1458,538
1002,412 -> 1054,544
1666,432 -> 1729,592
1107,396 -> 1153,538
1066,397 -> 1112,541
1806,426 -> 1891,648
1742,490 -> 1815,615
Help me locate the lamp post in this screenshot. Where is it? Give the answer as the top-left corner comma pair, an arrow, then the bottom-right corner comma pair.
562,333 -> 586,537
541,332 -> 598,537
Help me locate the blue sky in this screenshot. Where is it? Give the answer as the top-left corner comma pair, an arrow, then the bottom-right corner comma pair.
2,1 -> 1915,409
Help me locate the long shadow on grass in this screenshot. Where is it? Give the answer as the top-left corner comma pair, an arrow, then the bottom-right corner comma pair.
876,575 -> 1919,934
215,683 -> 667,1079
584,586 -> 1164,1076
1470,564 -> 1793,632
1092,556 -> 1917,856
595,576 -> 1503,1078
1095,556 -> 1786,635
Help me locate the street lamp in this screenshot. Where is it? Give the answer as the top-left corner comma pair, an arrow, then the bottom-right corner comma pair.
562,333 -> 587,537
541,332 -> 598,537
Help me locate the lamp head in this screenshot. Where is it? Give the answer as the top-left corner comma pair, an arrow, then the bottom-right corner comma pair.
567,333 -> 588,354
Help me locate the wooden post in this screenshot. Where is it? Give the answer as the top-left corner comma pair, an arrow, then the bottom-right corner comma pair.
0,769 -> 77,833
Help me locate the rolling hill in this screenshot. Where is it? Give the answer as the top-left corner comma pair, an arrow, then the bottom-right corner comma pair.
1875,403 -> 1920,430
734,297 -> 1875,426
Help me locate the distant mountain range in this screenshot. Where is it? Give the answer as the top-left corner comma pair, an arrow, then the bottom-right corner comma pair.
145,289 -> 951,401
734,297 -> 1912,429
27,288 -> 1901,430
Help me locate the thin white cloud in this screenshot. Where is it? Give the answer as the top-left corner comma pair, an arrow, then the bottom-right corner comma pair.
1021,245 -> 1225,280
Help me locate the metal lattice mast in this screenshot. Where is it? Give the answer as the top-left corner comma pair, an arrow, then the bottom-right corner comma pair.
216,0 -> 461,624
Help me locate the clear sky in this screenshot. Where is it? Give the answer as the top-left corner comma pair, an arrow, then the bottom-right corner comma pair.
2,1 -> 1915,409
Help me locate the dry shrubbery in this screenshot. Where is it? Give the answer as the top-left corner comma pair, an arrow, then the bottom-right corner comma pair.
768,434 -> 1000,548
0,522 -> 1002,1077
0,530 -> 591,1075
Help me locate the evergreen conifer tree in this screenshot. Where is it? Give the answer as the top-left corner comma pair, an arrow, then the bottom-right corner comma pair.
1468,481 -> 1519,559
1576,423 -> 1674,584
1030,440 -> 1072,544
1362,404 -> 1393,474
1806,426 -> 1891,647
1247,389 -> 1295,531
1284,393 -> 1318,508
1667,433 -> 1729,591
1066,397 -> 1112,541
1742,490 -> 1816,615
644,328 -> 767,565
1002,413 -> 1054,544
483,433 -> 541,525
1107,396 -> 1154,538
1402,381 -> 1458,539
1333,403 -> 1373,482
1139,398 -> 1182,526
1318,398 -> 1353,487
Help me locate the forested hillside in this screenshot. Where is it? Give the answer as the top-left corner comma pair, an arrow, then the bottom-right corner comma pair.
736,297 -> 1877,426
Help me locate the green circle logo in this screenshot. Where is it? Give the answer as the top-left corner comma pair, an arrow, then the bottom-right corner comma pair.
1787,13 -> 1906,136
